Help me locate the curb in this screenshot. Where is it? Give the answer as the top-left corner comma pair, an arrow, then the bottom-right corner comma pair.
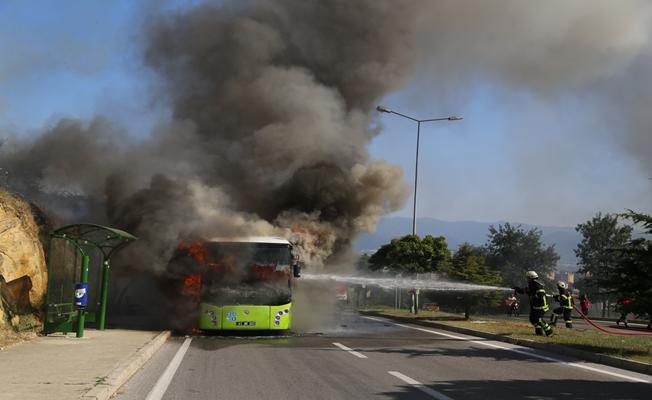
80,330 -> 171,400
362,312 -> 652,376
580,317 -> 649,326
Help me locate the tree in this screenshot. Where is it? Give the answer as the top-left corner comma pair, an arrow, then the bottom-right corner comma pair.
446,244 -> 500,284
574,213 -> 633,295
368,234 -> 450,274
599,211 -> 652,322
442,243 -> 502,319
484,223 -> 559,287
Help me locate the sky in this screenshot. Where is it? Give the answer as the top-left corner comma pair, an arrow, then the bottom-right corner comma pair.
1,0 -> 651,228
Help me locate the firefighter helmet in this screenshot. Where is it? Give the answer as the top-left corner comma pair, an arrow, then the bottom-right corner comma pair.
526,271 -> 539,279
558,281 -> 568,289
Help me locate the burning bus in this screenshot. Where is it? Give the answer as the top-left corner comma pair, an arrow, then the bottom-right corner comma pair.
168,236 -> 301,331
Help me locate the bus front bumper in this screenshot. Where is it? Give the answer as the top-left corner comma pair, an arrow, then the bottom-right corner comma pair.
198,302 -> 292,330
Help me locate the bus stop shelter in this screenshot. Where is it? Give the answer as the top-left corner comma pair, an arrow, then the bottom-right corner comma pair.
44,224 -> 136,337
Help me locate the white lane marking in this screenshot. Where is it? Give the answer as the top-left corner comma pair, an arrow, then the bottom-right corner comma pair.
333,342 -> 368,359
388,371 -> 454,400
145,338 -> 193,400
362,316 -> 651,384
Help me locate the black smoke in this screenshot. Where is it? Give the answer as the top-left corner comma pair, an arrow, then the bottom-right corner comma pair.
2,1 -> 414,271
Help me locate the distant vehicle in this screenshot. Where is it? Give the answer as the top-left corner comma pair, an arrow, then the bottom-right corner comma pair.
168,236 -> 301,331
423,303 -> 439,312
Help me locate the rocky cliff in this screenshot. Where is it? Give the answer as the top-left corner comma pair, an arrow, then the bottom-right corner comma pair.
0,190 -> 47,332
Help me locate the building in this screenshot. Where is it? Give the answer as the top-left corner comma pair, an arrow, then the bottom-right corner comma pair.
547,270 -> 575,288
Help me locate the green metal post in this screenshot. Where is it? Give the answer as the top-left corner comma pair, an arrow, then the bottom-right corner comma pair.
76,254 -> 90,338
43,237 -> 54,334
98,259 -> 110,330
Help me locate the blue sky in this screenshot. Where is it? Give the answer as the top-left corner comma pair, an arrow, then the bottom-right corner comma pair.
2,1 -> 651,227
0,1 -> 159,134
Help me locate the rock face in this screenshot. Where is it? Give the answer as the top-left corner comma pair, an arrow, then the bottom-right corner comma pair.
0,190 -> 47,329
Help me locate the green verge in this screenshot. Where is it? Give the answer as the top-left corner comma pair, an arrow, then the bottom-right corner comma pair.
360,306 -> 652,364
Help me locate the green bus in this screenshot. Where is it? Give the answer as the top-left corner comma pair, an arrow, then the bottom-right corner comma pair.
170,237 -> 301,331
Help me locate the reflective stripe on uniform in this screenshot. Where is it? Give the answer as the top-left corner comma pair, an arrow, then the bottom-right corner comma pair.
534,289 -> 548,310
561,294 -> 573,309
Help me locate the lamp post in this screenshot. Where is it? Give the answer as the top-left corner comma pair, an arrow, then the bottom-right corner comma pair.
377,105 -> 462,236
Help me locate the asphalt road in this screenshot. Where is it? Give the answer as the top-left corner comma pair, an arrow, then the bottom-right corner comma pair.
114,312 -> 651,400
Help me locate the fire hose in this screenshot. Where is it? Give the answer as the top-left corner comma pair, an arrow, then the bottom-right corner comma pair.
572,304 -> 652,336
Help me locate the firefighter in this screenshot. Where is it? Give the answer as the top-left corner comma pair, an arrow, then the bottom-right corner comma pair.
550,281 -> 573,328
615,297 -> 632,327
513,271 -> 553,336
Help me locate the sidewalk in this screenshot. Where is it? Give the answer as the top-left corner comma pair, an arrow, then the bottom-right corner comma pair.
0,329 -> 169,400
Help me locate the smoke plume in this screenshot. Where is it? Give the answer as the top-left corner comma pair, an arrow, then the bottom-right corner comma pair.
1,1 -> 415,270
3,0 -> 652,267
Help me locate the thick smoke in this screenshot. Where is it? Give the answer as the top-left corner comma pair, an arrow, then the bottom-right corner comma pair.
3,0 -> 652,266
2,1 -> 414,271
409,0 -> 652,216
414,0 -> 652,92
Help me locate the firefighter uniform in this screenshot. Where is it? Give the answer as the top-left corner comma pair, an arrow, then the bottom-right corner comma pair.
514,272 -> 553,336
550,283 -> 573,328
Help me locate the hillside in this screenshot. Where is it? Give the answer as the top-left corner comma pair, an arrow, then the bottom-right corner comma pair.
355,217 -> 580,269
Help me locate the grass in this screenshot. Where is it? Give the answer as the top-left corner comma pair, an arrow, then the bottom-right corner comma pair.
94,376 -> 108,386
360,306 -> 652,364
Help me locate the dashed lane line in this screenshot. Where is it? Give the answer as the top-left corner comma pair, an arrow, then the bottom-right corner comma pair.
362,316 -> 651,384
332,342 -> 368,359
388,371 -> 455,400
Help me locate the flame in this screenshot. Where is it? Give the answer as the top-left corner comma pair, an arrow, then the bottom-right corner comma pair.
176,240 -> 291,300
211,255 -> 238,272
179,241 -> 208,264
178,241 -> 209,264
290,223 -> 331,259
177,241 -> 234,271
252,263 -> 290,281
183,273 -> 201,301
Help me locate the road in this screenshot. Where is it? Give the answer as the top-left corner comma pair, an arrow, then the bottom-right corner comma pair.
114,312 -> 651,400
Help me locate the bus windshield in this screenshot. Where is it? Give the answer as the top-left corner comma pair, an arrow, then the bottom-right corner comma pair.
195,242 -> 292,306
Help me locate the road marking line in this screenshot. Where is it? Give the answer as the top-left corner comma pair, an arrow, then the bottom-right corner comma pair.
362,316 -> 651,384
388,371 -> 454,400
145,337 -> 193,400
333,342 -> 368,359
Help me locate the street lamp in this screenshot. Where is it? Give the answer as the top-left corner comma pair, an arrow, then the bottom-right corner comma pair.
377,105 -> 463,236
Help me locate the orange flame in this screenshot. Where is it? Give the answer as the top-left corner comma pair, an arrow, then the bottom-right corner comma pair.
183,273 -> 201,302
178,241 -> 209,264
